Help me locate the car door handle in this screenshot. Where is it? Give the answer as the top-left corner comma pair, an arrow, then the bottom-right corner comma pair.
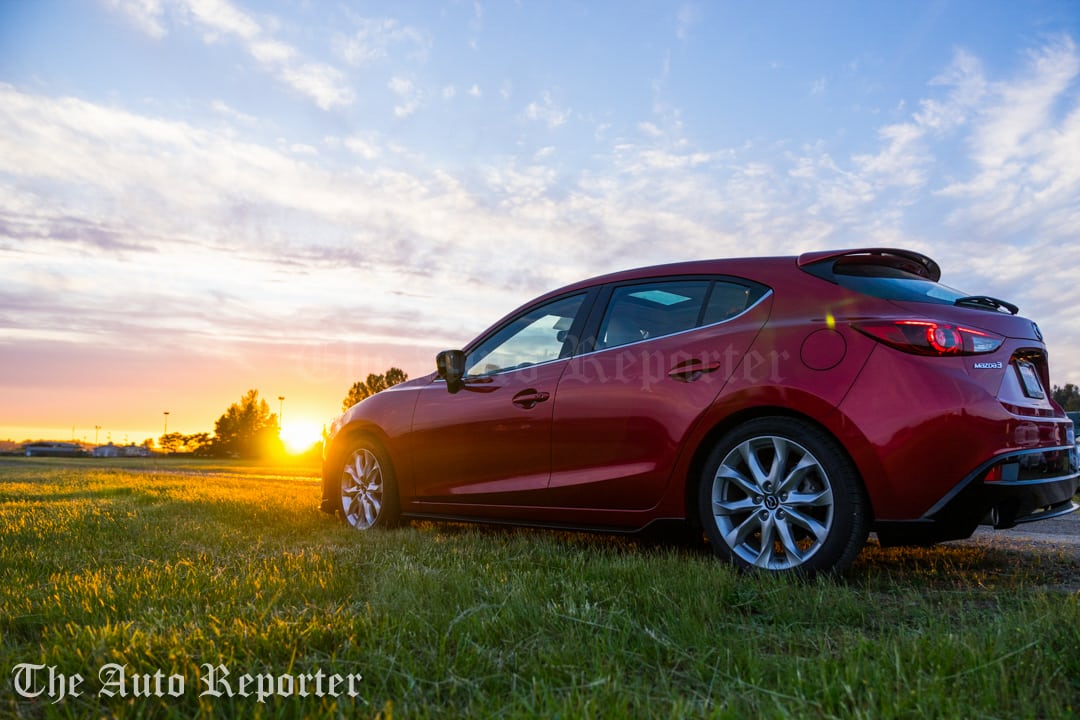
668,359 -> 722,382
512,389 -> 550,409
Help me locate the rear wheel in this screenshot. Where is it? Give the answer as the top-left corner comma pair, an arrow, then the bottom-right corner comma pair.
698,417 -> 868,576
337,439 -> 399,530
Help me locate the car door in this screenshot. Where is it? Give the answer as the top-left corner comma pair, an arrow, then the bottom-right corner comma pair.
408,292 -> 590,509
549,277 -> 772,510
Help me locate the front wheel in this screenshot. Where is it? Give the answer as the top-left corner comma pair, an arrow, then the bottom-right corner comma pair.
336,439 -> 399,530
698,417 -> 868,576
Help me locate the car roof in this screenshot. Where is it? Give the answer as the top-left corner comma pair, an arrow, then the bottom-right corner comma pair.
543,255 -> 797,299
535,247 -> 940,302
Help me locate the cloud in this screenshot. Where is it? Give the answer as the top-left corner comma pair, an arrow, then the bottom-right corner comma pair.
248,38 -> 296,64
524,91 -> 571,128
107,0 -> 167,38
280,63 -> 354,112
675,4 -> 701,41
389,76 -> 422,118
106,0 -> 355,110
337,17 -> 430,67
2,33 -> 1080,389
182,0 -> 259,40
915,49 -> 986,132
935,36 -> 1080,241
851,122 -> 928,188
344,135 -> 381,160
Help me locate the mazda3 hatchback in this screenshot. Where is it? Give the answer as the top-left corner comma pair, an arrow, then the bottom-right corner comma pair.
321,248 -> 1079,575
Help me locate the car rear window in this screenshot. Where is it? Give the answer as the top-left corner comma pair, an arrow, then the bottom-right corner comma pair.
803,259 -> 970,306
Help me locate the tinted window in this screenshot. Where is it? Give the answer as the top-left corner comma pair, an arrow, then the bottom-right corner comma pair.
701,281 -> 768,325
466,294 -> 585,376
804,260 -> 970,305
596,278 -> 769,350
597,281 -> 709,349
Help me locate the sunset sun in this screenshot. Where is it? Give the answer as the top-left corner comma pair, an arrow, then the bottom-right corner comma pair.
280,420 -> 324,455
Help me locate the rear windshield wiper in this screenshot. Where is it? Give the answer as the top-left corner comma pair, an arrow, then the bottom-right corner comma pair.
954,296 -> 1019,315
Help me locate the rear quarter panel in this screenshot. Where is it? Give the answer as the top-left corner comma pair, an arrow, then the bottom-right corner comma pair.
663,265 -> 887,521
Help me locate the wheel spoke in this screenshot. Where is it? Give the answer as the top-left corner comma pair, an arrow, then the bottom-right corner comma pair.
752,515 -> 777,568
782,506 -> 830,542
767,437 -> 789,485
713,496 -> 757,516
724,511 -> 762,548
774,515 -> 805,562
787,487 -> 833,508
777,454 -> 819,494
716,464 -> 760,497
739,442 -> 770,486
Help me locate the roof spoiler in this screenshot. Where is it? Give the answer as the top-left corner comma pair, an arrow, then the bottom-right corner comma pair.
797,248 -> 941,282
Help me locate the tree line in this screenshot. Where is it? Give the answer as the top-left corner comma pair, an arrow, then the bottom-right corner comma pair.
159,368 -> 409,459
1053,383 -> 1080,411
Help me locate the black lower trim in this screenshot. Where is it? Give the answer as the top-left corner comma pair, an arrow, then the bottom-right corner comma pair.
875,445 -> 1079,545
400,511 -> 682,536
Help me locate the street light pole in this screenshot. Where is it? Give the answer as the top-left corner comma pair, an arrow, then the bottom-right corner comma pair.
163,411 -> 169,436
278,396 -> 285,429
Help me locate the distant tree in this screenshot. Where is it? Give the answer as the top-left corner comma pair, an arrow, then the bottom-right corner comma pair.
159,432 -> 186,454
211,389 -> 282,459
158,432 -> 212,455
185,432 -> 212,455
343,367 -> 409,411
1052,383 -> 1080,411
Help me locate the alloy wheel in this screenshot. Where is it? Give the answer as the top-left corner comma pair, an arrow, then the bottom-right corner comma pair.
710,435 -> 835,570
341,448 -> 384,530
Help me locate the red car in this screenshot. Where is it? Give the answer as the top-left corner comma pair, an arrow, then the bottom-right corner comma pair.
321,248 -> 1079,575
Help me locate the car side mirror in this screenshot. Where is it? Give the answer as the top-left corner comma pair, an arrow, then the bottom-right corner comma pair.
436,349 -> 467,393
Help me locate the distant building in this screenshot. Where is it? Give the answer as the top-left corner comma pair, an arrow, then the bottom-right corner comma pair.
92,443 -> 152,458
92,443 -> 121,458
22,442 -> 89,458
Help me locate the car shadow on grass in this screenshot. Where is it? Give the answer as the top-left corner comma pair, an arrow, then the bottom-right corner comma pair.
853,535 -> 1080,594
372,518 -> 1080,592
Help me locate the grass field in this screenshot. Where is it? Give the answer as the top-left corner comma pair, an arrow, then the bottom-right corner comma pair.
1,457 -> 1078,719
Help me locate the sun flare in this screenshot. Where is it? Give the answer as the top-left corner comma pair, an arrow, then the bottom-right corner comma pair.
280,420 -> 324,454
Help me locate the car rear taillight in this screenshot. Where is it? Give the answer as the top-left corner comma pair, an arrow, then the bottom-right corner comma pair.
853,320 -> 1004,356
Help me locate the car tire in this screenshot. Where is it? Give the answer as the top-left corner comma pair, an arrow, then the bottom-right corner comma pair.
698,417 -> 868,576
335,438 -> 399,530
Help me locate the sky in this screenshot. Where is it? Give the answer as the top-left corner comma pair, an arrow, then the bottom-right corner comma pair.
1,0 -> 1079,449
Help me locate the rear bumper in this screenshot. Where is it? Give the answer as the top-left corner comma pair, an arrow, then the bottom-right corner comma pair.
875,445 -> 1079,545
945,444 -> 1078,527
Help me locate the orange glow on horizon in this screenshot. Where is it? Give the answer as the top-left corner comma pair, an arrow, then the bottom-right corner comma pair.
280,418 -> 325,455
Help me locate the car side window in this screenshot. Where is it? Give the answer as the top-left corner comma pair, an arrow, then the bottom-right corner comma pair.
701,281 -> 767,325
466,294 -> 585,376
597,281 -> 710,350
